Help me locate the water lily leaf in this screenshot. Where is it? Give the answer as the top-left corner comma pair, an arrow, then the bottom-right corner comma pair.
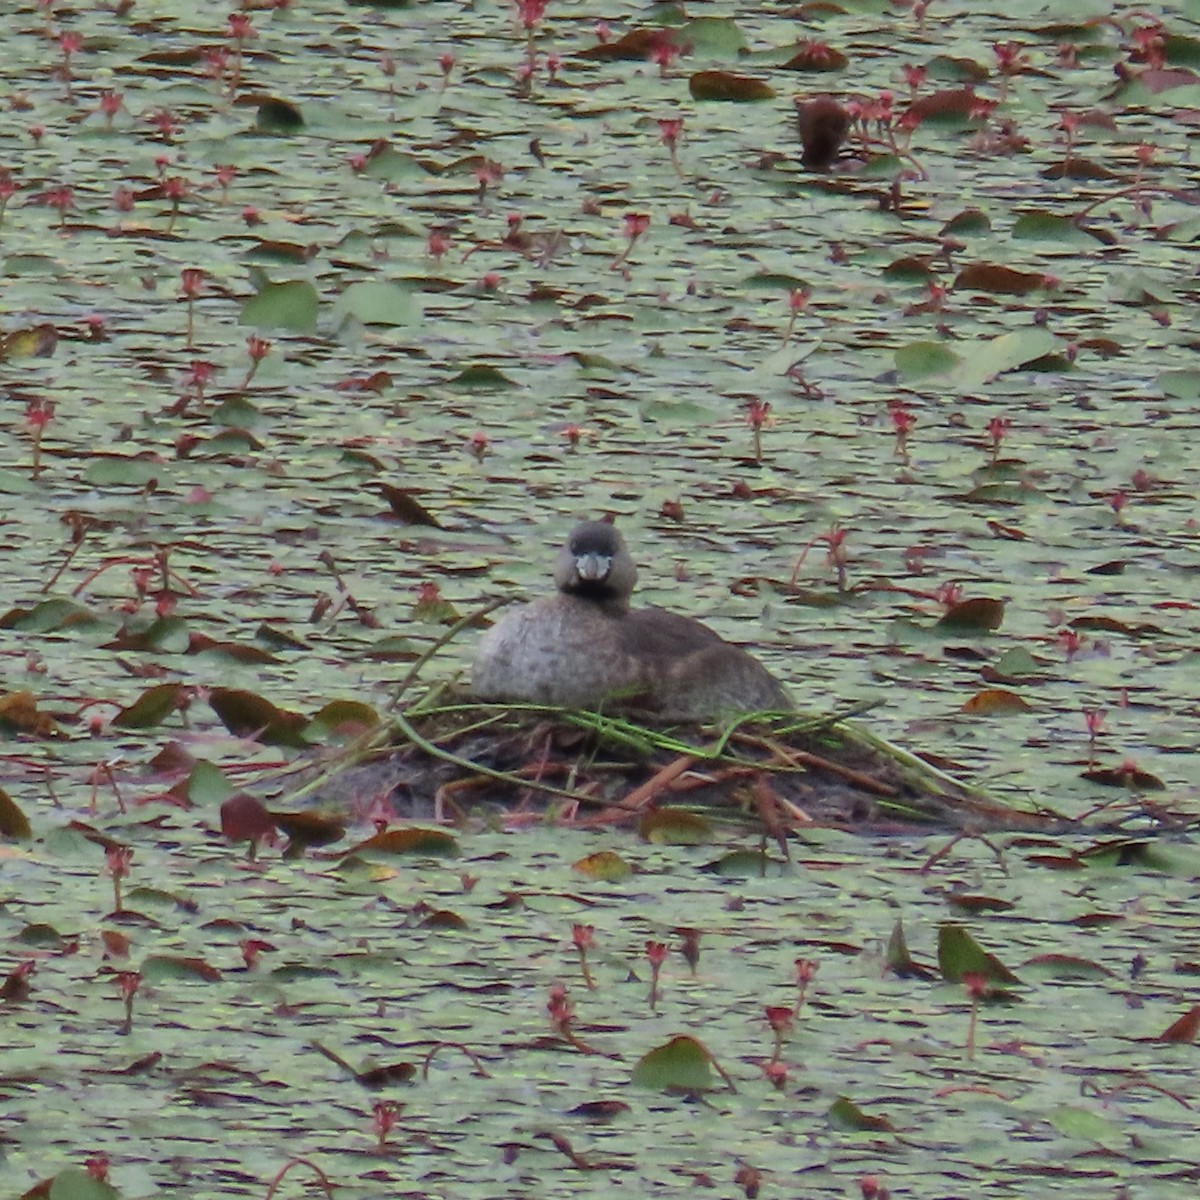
47,1167 -> 121,1200
962,688 -> 1032,714
576,28 -> 677,62
702,849 -> 791,877
1079,840 -> 1187,872
938,598 -> 1005,632
240,279 -> 319,332
688,70 -> 775,101
210,396 -> 263,428
677,17 -> 748,58
1042,157 -> 1121,181
941,208 -> 991,236
954,263 -> 1052,295
253,96 -> 304,133
743,271 -> 812,292
186,760 -> 233,807
938,923 -> 1022,985
81,455 -> 163,487
378,482 -> 441,526
186,633 -> 280,664
885,918 -> 937,980
780,44 -> 848,71
905,86 -> 978,126
0,597 -> 103,632
828,1095 -> 895,1133
894,340 -> 961,380
220,793 -> 276,843
951,328 -> 1061,388
948,894 -> 1013,915
1021,953 -> 1113,981
954,481 -> 1041,505
1159,369 -> 1200,400
444,363 -> 518,390
272,810 -> 347,856
988,646 -> 1041,679
103,616 -> 190,653
140,954 -> 223,983
0,787 -> 32,840
631,1035 -> 720,1092
412,592 -> 461,624
345,828 -> 459,858
1012,210 -> 1106,245
421,908 -> 468,930
255,623 -> 311,651
1156,1005 -> 1200,1044
17,922 -> 68,947
566,1100 -> 632,1122
0,322 -> 58,360
1164,33 -> 1200,65
244,238 -> 317,265
362,146 -> 432,181
305,699 -> 381,743
333,281 -> 421,327
0,691 -> 61,738
926,55 -> 990,83
1079,765 -> 1166,791
208,688 -> 309,747
638,807 -> 714,845
112,682 -> 183,729
572,850 -> 634,881
361,634 -> 421,662
1070,615 -> 1165,638
0,467 -> 38,495
882,255 -> 936,282
4,252 -> 59,276
1126,66 -> 1200,94
1047,1105 -> 1123,1145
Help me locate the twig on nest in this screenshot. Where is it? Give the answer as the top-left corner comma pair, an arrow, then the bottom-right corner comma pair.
737,733 -> 900,798
580,753 -> 699,826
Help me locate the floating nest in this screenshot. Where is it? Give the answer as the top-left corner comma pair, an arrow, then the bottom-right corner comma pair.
294,691 -> 1064,835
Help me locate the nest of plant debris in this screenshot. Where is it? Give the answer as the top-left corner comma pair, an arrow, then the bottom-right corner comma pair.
300,693 -> 1064,834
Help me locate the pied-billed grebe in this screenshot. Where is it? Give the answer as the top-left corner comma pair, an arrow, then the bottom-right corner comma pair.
472,522 -> 792,719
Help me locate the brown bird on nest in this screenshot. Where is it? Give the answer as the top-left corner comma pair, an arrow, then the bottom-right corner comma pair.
472,521 -> 791,719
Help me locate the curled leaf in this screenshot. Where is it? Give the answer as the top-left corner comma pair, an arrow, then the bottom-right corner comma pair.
938,923 -> 1022,985
112,683 -> 183,730
632,1035 -> 728,1093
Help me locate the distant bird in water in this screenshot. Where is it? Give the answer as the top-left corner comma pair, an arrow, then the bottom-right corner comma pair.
795,95 -> 850,170
472,521 -> 791,719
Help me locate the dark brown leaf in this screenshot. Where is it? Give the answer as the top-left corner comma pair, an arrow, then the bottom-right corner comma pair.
904,87 -> 978,124
938,597 -> 1005,631
0,787 -> 32,840
575,28 -> 676,63
378,482 -> 441,526
271,810 -> 347,854
954,263 -> 1051,295
688,71 -> 775,101
780,44 -> 848,72
208,688 -> 309,747
220,794 -> 276,844
1157,1005 -> 1200,1044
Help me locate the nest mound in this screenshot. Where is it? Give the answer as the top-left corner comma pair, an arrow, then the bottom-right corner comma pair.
305,696 -> 1063,834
